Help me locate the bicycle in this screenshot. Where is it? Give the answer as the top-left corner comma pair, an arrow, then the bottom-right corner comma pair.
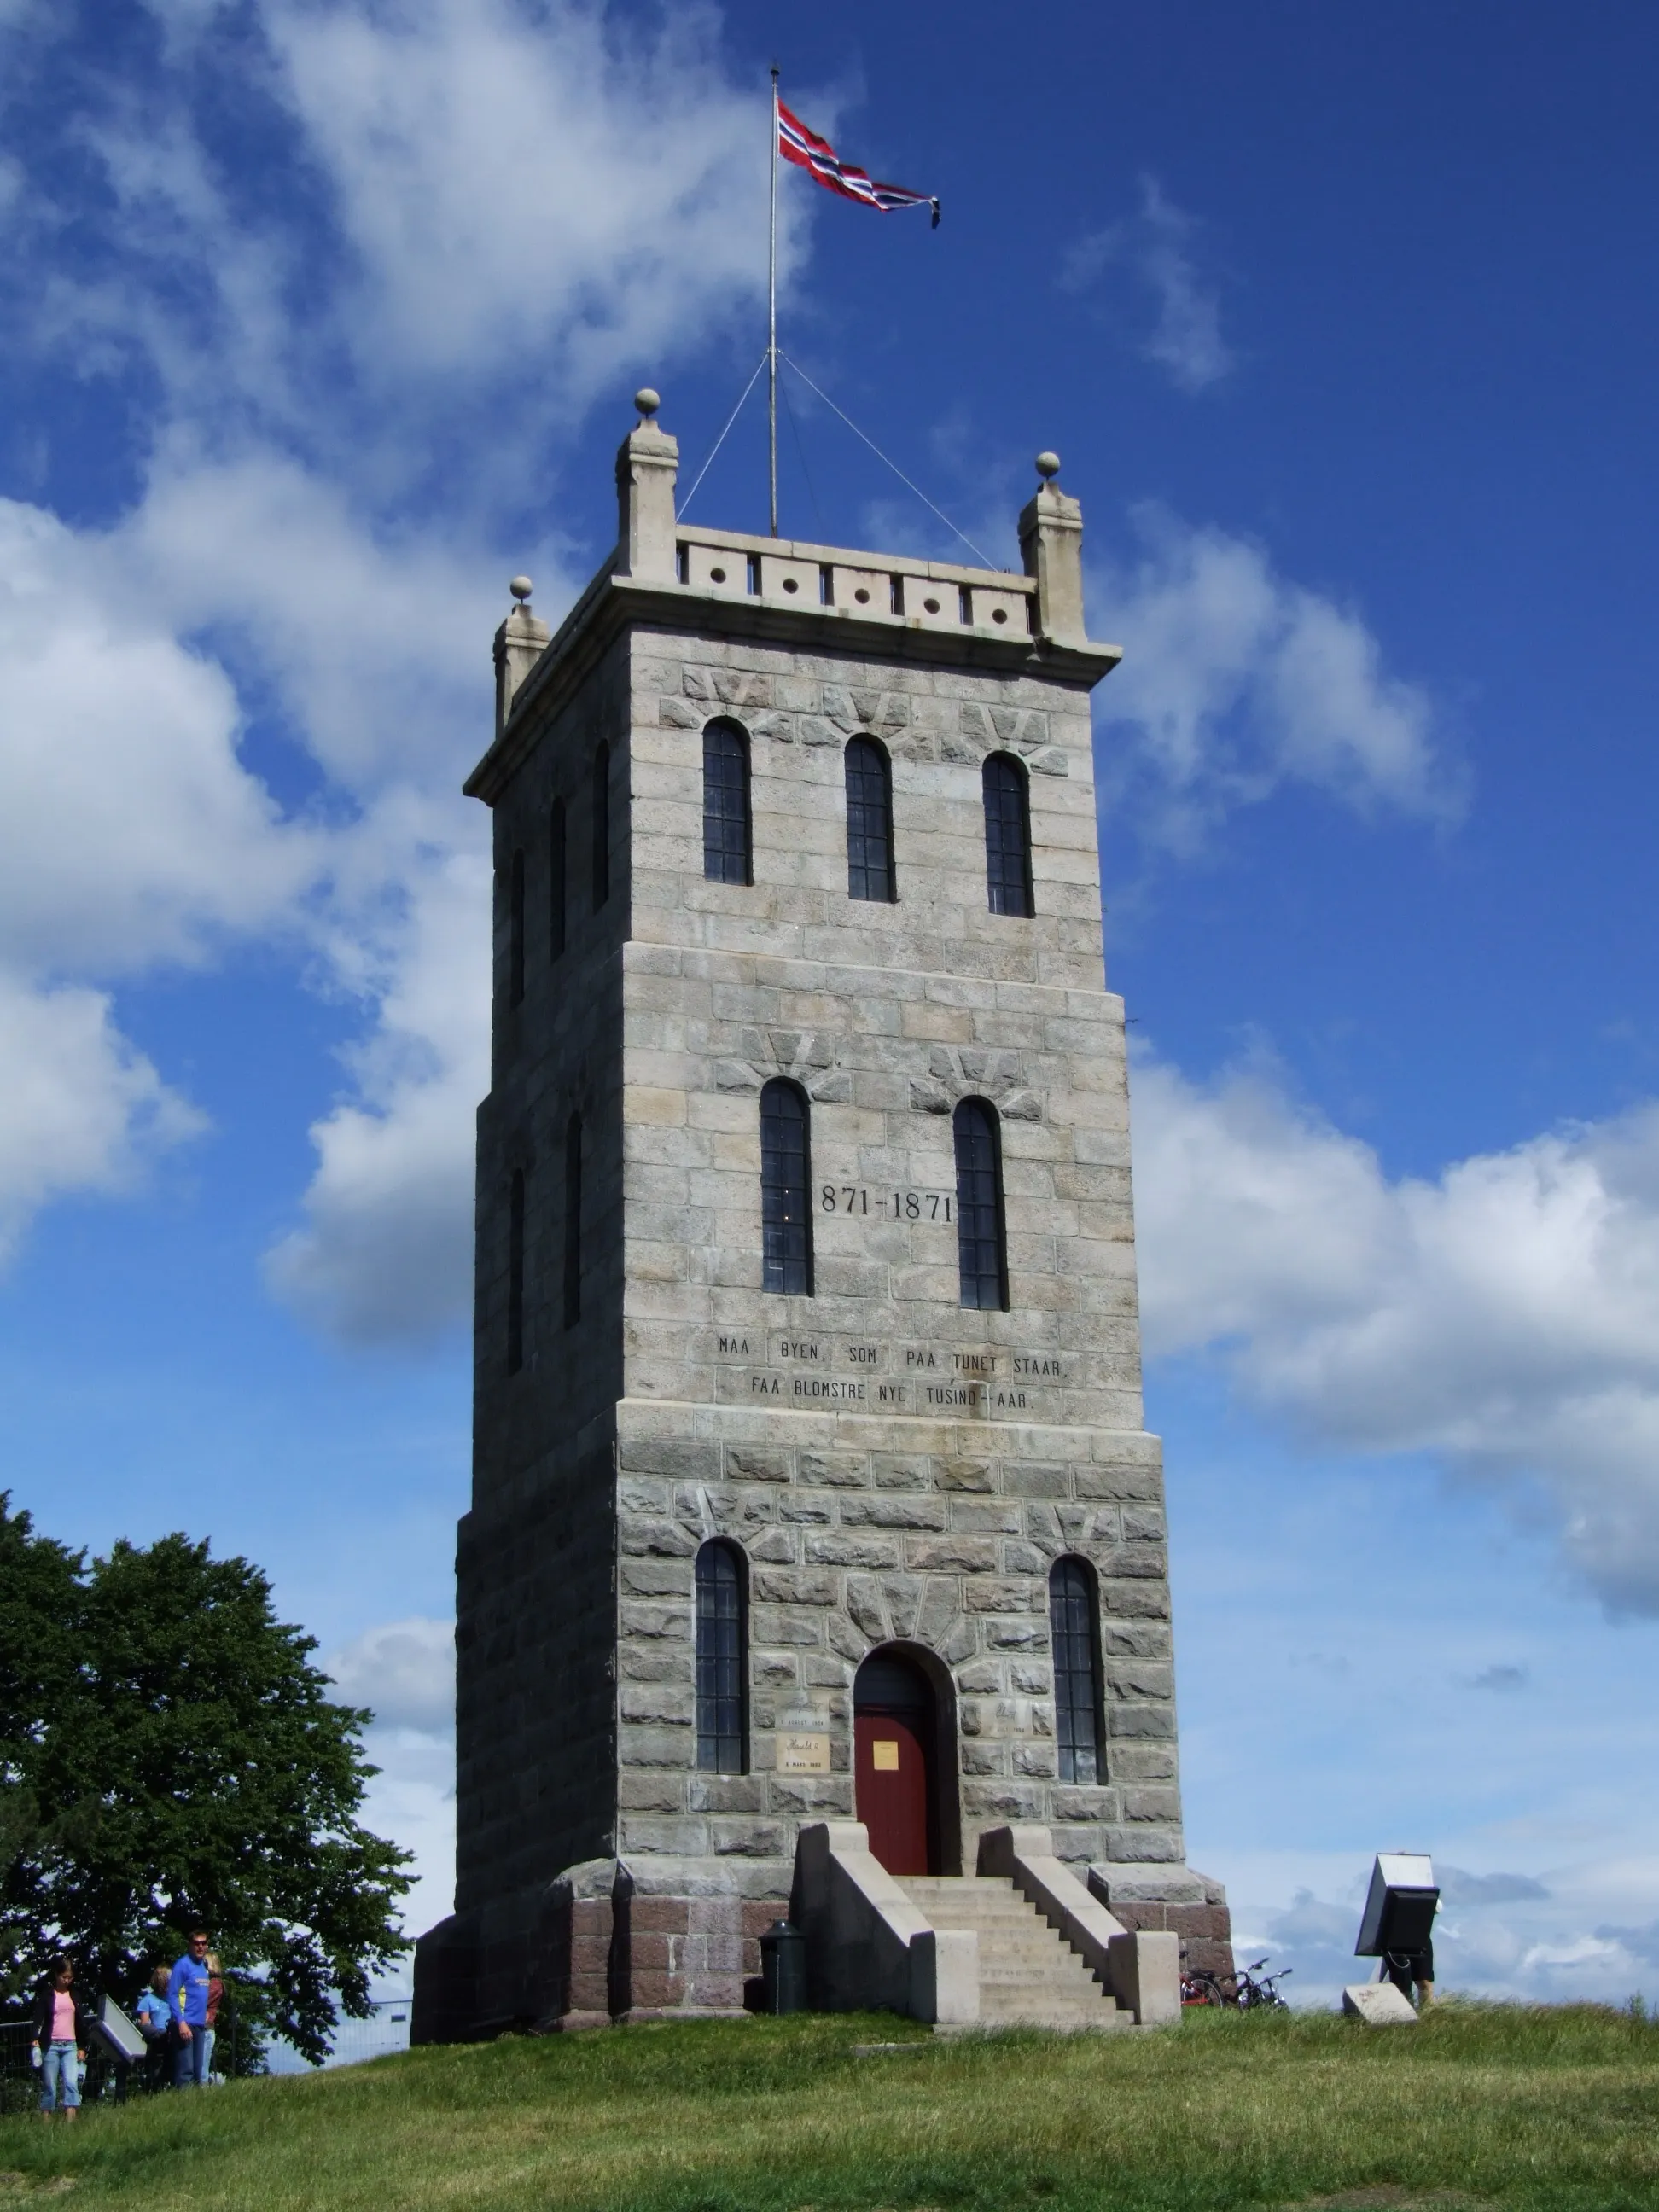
1180,1968 -> 1234,2006
1234,1956 -> 1293,2010
1179,1953 -> 1292,2009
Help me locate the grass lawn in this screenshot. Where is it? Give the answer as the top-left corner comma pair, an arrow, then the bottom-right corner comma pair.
2,2004 -> 1657,2211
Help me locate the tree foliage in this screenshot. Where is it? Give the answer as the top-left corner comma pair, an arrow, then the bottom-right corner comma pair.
0,1496 -> 411,2064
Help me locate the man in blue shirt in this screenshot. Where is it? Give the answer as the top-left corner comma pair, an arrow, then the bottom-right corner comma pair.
170,1928 -> 212,2088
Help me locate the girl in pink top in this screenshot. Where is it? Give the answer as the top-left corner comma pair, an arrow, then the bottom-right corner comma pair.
31,1956 -> 91,2121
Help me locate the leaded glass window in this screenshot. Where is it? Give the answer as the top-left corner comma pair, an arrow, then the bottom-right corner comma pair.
507,1167 -> 525,1374
845,736 -> 895,902
549,799 -> 567,959
983,753 -> 1033,917
563,1113 -> 581,1329
703,719 -> 752,884
760,1080 -> 812,1295
591,742 -> 610,911
508,848 -> 526,1006
953,1097 -> 1007,1311
696,1541 -> 747,1773
1050,1557 -> 1103,1784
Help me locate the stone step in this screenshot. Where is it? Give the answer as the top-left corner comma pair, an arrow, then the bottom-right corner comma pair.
981,1964 -> 1110,1982
893,1873 -> 1123,2030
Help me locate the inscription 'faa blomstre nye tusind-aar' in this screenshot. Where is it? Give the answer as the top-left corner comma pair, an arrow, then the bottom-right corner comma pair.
716,1330 -> 1062,1414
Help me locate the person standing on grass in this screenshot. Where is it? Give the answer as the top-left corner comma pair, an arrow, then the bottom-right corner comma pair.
135,1965 -> 173,2093
170,1926 -> 213,2087
1382,1936 -> 1435,2009
31,1954 -> 92,2122
201,1953 -> 224,2081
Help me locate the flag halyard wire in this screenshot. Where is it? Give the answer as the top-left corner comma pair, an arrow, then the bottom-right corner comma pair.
780,353 -> 994,569
676,349 -> 770,522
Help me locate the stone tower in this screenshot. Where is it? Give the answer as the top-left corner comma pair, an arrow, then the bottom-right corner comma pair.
412,396 -> 1231,2040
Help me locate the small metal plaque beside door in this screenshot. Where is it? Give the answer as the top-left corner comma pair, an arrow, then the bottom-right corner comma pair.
778,1732 -> 831,1773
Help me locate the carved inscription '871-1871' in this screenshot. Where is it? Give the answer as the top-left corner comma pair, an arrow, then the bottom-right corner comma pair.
820,1185 -> 952,1220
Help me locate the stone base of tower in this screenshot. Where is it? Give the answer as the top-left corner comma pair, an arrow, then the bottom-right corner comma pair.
1089,1865 -> 1236,1985
412,1851 -> 1232,2040
412,1857 -> 794,2043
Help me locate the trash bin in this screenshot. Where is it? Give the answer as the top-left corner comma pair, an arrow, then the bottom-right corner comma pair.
760,1919 -> 806,2015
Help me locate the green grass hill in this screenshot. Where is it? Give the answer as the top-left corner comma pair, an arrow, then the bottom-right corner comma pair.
3,2004 -> 1657,2211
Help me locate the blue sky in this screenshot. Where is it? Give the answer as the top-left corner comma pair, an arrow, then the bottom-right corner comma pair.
3,0 -> 1658,2009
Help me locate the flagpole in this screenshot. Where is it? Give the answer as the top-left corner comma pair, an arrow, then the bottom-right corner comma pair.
768,64 -> 779,538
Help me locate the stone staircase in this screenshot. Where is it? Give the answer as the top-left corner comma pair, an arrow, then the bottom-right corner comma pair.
894,1874 -> 1127,2029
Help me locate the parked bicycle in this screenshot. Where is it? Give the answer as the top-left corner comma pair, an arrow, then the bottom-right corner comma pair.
1179,1953 -> 1291,2010
1235,1955 -> 1292,2009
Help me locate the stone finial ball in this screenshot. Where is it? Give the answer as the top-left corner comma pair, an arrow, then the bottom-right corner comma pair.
1035,451 -> 1061,481
509,575 -> 533,603
635,387 -> 661,419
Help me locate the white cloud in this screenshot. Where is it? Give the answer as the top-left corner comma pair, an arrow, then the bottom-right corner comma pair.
324,1615 -> 456,1935
0,496 -> 314,977
1248,1856 -> 1659,2011
259,0 -> 776,407
325,1615 -> 454,1734
118,445 -> 504,788
0,972 -> 205,1261
1064,176 -> 1232,394
1094,508 -> 1464,847
0,0 -> 790,1299
67,0 -> 782,477
0,489 -> 316,1260
1132,1052 -> 1659,1612
265,816 -> 488,1342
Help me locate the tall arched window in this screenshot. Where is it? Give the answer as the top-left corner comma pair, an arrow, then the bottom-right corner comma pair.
696,1541 -> 748,1773
702,719 -> 752,885
549,799 -> 567,959
563,1112 -> 582,1329
982,753 -> 1033,917
508,848 -> 526,1006
507,1167 -> 525,1375
1049,1557 -> 1103,1784
760,1080 -> 812,1295
953,1097 -> 1008,1311
591,741 -> 610,911
844,736 -> 895,902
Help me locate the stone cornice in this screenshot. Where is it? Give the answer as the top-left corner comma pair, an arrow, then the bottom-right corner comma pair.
464,569 -> 1122,806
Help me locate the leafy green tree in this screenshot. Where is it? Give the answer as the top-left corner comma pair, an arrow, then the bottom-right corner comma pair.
0,1496 -> 411,2064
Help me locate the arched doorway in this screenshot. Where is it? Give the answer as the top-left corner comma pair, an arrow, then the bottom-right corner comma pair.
853,1648 -> 940,1876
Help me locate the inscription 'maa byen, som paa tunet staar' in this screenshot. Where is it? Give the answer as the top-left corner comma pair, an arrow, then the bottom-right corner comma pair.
410,391 -> 1235,2041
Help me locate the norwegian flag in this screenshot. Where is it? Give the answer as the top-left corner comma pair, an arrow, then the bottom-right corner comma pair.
777,102 -> 940,226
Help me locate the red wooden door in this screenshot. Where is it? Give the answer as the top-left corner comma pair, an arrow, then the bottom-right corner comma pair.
855,1708 -> 931,1876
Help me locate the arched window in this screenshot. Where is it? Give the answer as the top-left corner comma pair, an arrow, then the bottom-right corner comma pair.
563,1113 -> 582,1329
549,799 -> 567,959
508,848 -> 526,1006
696,1541 -> 748,1773
760,1080 -> 812,1295
1049,1557 -> 1104,1785
953,1097 -> 1007,1311
591,741 -> 610,911
702,719 -> 752,885
844,736 -> 895,902
507,1167 -> 525,1374
982,753 -> 1033,917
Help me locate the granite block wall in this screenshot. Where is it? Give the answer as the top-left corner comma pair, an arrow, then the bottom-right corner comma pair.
417,562 -> 1214,2040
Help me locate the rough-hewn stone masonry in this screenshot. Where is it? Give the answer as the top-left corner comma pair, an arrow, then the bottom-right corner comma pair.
411,402 -> 1231,2040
